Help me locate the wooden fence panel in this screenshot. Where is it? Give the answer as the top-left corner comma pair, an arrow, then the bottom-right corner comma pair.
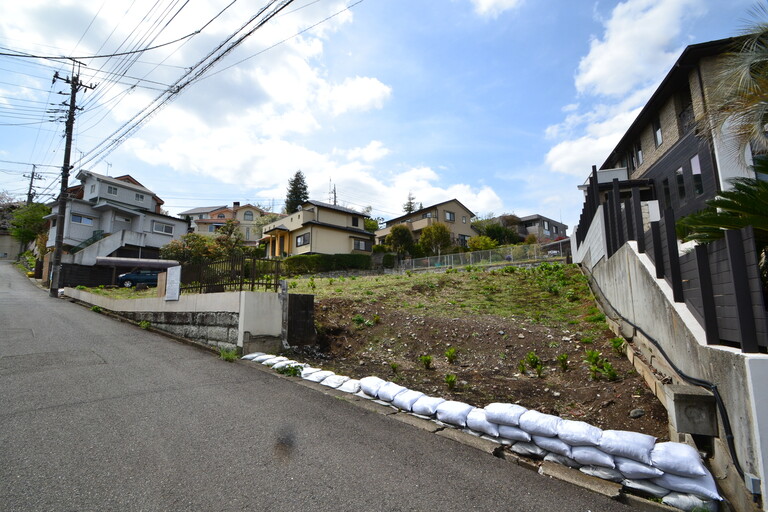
741,227 -> 768,348
708,240 -> 741,345
680,251 -> 705,325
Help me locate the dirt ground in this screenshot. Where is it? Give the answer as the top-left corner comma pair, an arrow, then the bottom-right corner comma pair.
293,296 -> 669,440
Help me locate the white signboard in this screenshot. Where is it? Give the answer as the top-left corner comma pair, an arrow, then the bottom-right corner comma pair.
165,265 -> 181,301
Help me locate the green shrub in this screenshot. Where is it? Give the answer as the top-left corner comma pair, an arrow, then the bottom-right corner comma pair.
75,285 -> 87,290
90,305 -> 102,313
419,354 -> 433,370
382,253 -> 396,269
275,363 -> 302,377
139,320 -> 151,330
282,253 -> 371,275
445,373 -> 457,390
389,362 -> 399,374
610,337 -> 626,355
556,353 -> 569,371
219,347 -> 238,362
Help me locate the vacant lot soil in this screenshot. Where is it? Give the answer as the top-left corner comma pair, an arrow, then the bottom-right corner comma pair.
288,264 -> 669,440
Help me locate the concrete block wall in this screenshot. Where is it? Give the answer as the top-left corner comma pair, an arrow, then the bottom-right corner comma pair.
119,310 -> 240,350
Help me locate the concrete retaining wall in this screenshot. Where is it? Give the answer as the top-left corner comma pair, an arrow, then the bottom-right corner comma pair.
576,223 -> 768,508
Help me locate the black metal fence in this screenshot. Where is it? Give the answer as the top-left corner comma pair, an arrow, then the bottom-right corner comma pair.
180,255 -> 281,294
575,174 -> 768,353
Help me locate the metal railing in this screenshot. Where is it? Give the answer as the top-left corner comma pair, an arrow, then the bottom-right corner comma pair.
180,255 -> 281,294
70,230 -> 104,254
399,244 -> 555,271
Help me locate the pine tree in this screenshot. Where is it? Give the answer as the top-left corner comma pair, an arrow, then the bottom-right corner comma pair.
285,170 -> 309,214
403,192 -> 417,214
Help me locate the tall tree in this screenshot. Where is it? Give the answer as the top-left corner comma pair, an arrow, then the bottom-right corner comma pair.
403,192 -> 417,214
704,6 -> 768,158
215,219 -> 245,257
418,222 -> 452,256
285,170 -> 309,214
10,203 -> 50,247
385,224 -> 414,258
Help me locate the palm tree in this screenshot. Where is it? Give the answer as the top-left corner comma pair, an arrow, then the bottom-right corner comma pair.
705,4 -> 768,158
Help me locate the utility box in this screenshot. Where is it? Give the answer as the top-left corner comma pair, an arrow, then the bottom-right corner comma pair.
664,384 -> 718,436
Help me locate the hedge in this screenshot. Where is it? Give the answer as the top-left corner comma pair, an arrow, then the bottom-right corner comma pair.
283,253 -> 371,275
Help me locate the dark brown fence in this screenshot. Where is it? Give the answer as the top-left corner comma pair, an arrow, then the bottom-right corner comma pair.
180,256 -> 281,294
574,175 -> 768,353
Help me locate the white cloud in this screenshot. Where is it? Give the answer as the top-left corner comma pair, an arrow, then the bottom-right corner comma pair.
342,140 -> 390,162
470,0 -> 524,18
575,0 -> 706,97
319,76 -> 392,116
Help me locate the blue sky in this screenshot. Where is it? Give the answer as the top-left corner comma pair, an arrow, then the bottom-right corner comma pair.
0,0 -> 755,232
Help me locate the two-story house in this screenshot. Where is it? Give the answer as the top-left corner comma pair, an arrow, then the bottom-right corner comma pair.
179,202 -> 273,246
517,214 -> 568,242
261,200 -> 374,258
375,199 -> 477,248
44,171 -> 188,269
597,37 -> 757,221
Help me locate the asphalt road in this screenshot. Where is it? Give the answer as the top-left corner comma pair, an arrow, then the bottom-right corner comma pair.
0,261 -> 631,511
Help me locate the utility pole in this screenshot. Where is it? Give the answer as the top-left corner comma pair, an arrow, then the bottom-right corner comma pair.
49,63 -> 95,297
24,165 -> 40,205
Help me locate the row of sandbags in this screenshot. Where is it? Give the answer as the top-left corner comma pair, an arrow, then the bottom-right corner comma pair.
241,354 -> 720,512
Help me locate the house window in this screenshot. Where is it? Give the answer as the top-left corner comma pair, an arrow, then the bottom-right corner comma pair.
353,239 -> 371,251
90,184 -> 95,194
71,214 -> 93,226
543,220 -> 550,230
217,213 -> 225,219
296,233 -> 310,246
107,185 -> 118,196
553,225 -> 559,234
653,117 -> 663,147
462,216 -> 466,224
662,179 -> 672,209
135,193 -> 144,202
421,212 -> 433,219
245,227 -> 250,240
633,141 -> 643,167
153,221 -> 174,235
243,211 -> 254,221
691,155 -> 704,195
445,211 -> 455,222
676,167 -> 686,202
458,234 -> 470,247
198,214 -> 204,219
352,217 -> 359,227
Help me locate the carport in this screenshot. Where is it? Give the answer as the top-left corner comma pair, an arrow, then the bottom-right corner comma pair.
95,257 -> 180,286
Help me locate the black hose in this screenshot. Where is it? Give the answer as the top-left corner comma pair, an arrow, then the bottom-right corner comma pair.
586,272 -> 746,481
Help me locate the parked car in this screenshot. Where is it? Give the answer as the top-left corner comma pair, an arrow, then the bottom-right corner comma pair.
118,269 -> 160,288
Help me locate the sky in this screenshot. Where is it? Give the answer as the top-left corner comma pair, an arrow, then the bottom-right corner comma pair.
0,0 -> 756,233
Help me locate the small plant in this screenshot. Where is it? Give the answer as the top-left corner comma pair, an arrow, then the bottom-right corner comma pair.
90,305 -> 102,313
517,359 -> 527,374
372,314 -> 381,325
524,351 -> 544,378
445,373 -> 457,390
499,352 -> 507,360
75,285 -> 87,290
389,362 -> 399,374
328,278 -> 335,285
308,276 -> 316,292
98,284 -> 105,289
139,320 -> 151,330
352,314 -> 366,326
548,341 -> 560,348
289,280 -> 298,289
445,347 -> 458,363
275,364 -> 302,377
556,353 -> 569,371
579,336 -> 594,344
406,270 -> 413,277
599,361 -> 619,381
219,347 -> 238,362
418,354 -> 433,370
583,349 -> 602,365
610,337 -> 626,356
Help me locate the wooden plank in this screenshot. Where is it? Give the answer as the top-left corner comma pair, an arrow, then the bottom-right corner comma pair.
696,245 -> 720,345
663,208 -> 683,302
725,230 -> 759,352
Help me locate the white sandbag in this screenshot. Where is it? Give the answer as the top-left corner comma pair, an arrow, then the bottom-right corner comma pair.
557,419 -> 602,446
320,374 -> 350,388
518,410 -> 562,437
484,403 -> 527,426
614,456 -> 664,479
241,352 -> 265,360
262,356 -> 288,366
662,492 -> 719,511
571,446 -> 615,468
435,401 -> 475,427
337,379 -> 361,394
652,473 -> 722,501
579,465 -> 624,483
359,376 -> 387,397
300,366 -> 322,378
599,430 -> 656,465
510,441 -> 548,459
391,389 -> 425,412
651,442 -> 708,477
305,370 -> 335,383
377,382 -> 407,402
498,424 -> 531,443
252,354 -> 276,363
271,360 -> 298,370
544,452 -> 582,469
532,435 -> 572,457
622,479 -> 670,498
466,408 -> 500,437
411,396 -> 446,417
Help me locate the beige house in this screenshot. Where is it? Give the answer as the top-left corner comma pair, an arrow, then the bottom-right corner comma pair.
375,199 -> 477,247
179,202 -> 274,246
261,200 -> 374,258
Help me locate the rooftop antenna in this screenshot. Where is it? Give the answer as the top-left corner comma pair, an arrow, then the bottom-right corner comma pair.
106,162 -> 111,176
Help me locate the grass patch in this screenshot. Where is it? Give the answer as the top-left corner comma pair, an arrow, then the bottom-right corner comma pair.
219,347 -> 238,362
